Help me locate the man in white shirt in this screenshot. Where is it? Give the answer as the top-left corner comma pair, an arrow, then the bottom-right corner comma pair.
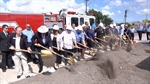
9,26 -> 32,79
61,25 -> 78,65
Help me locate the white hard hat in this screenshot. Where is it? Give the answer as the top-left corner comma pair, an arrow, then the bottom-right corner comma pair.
113,23 -> 116,26
82,24 -> 86,28
38,25 -> 49,33
121,24 -> 125,28
66,25 -> 73,30
99,23 -> 104,27
53,25 -> 59,30
110,24 -> 113,28
77,26 -> 83,31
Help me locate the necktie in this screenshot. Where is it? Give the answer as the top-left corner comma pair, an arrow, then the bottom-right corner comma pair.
42,35 -> 46,44
5,32 -> 8,37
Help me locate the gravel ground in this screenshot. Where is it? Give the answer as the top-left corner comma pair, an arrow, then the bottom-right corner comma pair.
11,42 -> 150,84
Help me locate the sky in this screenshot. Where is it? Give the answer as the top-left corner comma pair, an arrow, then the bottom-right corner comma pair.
0,0 -> 150,23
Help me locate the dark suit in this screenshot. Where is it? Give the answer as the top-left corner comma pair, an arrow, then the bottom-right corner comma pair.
9,33 -> 30,56
31,32 -> 52,72
0,31 -> 12,70
9,33 -> 30,76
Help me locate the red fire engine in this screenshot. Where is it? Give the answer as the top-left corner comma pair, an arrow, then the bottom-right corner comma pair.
0,9 -> 95,33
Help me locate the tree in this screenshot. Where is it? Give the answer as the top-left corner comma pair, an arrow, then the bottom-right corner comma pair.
87,9 -> 113,26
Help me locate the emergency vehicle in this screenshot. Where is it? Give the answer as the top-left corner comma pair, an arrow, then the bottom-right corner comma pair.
0,9 -> 95,33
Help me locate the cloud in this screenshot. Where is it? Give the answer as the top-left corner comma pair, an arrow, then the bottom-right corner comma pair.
118,10 -> 121,14
136,8 -> 150,15
101,5 -> 111,10
101,10 -> 114,17
135,0 -> 147,3
1,0 -> 86,13
109,0 -> 122,7
94,4 -> 97,7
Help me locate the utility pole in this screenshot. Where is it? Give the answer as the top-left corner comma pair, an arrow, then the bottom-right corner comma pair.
124,10 -> 127,26
85,0 -> 89,15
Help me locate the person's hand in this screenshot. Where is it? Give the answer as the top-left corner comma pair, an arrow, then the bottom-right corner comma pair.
95,40 -> 98,43
83,44 -> 87,48
60,48 -> 64,51
103,39 -> 107,42
9,45 -> 15,50
49,48 -> 54,52
75,45 -> 80,49
35,43 -> 41,47
27,48 -> 32,53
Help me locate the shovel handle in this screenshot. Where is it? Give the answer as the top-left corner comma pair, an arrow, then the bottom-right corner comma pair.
96,37 -> 108,43
125,33 -> 132,43
10,48 -> 41,54
52,46 -> 75,56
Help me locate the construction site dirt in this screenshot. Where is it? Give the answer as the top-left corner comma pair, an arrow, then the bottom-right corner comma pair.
11,42 -> 150,84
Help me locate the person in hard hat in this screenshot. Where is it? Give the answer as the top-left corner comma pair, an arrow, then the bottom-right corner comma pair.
51,25 -> 63,70
82,24 -> 88,42
112,23 -> 119,36
31,25 -> 53,73
60,25 -> 78,65
124,26 -> 131,43
74,25 -> 86,60
119,24 -> 125,36
94,23 -> 105,43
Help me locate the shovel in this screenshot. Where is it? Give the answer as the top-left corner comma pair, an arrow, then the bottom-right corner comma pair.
37,44 -> 75,65
10,48 -> 53,57
84,33 -> 102,48
52,46 -> 75,56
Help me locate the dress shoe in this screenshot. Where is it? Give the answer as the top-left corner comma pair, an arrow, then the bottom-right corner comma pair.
33,60 -> 38,64
26,75 -> 30,78
38,67 -> 43,73
8,67 -> 14,69
2,69 -> 6,72
17,73 -> 23,79
17,75 -> 22,79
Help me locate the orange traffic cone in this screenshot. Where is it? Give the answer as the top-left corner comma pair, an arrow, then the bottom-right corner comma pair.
133,40 -> 136,44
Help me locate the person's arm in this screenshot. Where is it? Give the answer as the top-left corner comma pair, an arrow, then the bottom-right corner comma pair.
8,33 -> 15,49
94,28 -> 97,37
57,34 -> 63,50
81,33 -> 86,47
92,31 -> 96,40
72,33 -> 77,47
48,33 -> 53,51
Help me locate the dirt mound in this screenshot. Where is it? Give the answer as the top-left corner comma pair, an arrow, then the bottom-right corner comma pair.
12,43 -> 150,84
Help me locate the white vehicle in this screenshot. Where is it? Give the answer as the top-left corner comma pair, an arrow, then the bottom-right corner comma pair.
59,9 -> 96,27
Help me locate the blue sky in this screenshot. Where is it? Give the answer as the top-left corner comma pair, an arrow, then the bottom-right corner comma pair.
0,0 -> 150,23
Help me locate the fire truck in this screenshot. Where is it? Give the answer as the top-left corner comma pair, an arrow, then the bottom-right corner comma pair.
0,9 -> 95,33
